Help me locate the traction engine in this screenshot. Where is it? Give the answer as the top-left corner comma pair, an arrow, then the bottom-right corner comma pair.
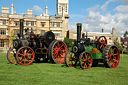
65,23 -> 120,69
7,19 -> 67,65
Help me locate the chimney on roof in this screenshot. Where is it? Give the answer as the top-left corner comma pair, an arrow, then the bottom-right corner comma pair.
112,27 -> 115,34
102,28 -> 104,33
14,11 -> 16,14
2,7 -> 9,14
27,9 -> 32,15
45,6 -> 48,16
11,3 -> 14,14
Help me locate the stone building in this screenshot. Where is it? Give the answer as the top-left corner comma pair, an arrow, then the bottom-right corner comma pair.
0,0 -> 70,52
68,28 -> 121,45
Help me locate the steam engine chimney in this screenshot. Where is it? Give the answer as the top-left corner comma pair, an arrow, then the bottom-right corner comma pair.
11,3 -> 14,14
20,19 -> 24,39
77,23 -> 82,43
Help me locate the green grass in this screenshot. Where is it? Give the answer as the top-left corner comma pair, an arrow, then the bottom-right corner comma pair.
0,53 -> 128,85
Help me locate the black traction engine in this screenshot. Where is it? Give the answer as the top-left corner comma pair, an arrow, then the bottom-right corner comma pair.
7,19 -> 67,65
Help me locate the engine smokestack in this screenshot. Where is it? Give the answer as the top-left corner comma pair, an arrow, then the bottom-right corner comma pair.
77,23 -> 82,43
20,19 -> 24,39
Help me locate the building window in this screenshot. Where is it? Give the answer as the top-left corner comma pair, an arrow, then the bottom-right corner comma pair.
0,40 -> 4,47
41,30 -> 45,36
109,37 -> 111,40
26,21 -> 34,26
59,5 -> 62,12
65,4 -> 67,12
41,22 -> 45,27
26,22 -> 29,26
73,34 -> 77,36
0,20 -> 6,25
14,30 -> 19,35
52,22 -> 60,27
54,33 -> 60,37
57,23 -> 60,27
0,30 -> 6,35
31,22 -> 34,26
53,31 -> 60,37
14,21 -> 19,26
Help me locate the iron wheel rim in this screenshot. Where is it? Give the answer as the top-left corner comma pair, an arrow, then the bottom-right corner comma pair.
52,41 -> 67,63
7,48 -> 17,64
79,52 -> 92,69
16,47 -> 35,65
108,46 -> 120,68
65,51 -> 76,67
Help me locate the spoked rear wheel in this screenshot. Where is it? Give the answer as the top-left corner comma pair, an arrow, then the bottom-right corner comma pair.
48,40 -> 67,64
79,52 -> 93,69
65,51 -> 76,67
16,46 -> 35,65
102,45 -> 120,68
7,47 -> 17,64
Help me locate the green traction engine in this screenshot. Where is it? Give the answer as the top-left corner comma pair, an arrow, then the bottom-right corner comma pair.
65,23 -> 120,69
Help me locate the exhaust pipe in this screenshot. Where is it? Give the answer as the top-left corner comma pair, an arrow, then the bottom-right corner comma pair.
20,19 -> 24,39
77,23 -> 82,43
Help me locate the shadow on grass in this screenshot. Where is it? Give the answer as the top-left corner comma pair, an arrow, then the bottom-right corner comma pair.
61,63 -> 105,70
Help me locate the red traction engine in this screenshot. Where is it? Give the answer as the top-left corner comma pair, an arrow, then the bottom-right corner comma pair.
7,19 -> 67,65
65,23 -> 120,69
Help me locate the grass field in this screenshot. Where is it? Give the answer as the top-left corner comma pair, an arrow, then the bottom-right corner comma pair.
0,53 -> 128,85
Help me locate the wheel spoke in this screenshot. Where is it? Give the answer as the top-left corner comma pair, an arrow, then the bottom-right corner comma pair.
18,53 -> 24,56
26,49 -> 31,54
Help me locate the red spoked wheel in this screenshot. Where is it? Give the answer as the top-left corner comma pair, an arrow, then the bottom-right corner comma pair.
79,52 -> 93,69
65,51 -> 76,67
7,47 -> 17,64
48,40 -> 67,64
103,45 -> 120,68
16,46 -> 35,65
97,36 -> 107,52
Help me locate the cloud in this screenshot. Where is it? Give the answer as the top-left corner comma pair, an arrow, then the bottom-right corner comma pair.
100,0 -> 116,12
69,1 -> 128,35
43,0 -> 47,2
114,5 -> 128,14
87,5 -> 100,12
117,0 -> 128,4
33,5 -> 43,13
69,14 -> 85,23
83,5 -> 128,35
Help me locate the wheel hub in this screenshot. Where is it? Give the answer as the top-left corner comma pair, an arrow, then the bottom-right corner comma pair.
25,55 -> 28,58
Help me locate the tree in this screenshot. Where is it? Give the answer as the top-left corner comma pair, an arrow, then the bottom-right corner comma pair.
113,38 -> 123,52
123,31 -> 128,39
64,37 -> 74,48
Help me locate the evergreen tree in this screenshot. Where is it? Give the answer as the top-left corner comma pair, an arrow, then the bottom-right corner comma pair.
124,31 -> 128,39
113,38 -> 123,52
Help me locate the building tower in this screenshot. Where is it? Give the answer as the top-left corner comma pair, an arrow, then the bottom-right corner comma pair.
56,0 -> 69,15
11,3 -> 14,14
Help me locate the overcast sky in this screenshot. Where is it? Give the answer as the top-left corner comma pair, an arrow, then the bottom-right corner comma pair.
0,0 -> 128,35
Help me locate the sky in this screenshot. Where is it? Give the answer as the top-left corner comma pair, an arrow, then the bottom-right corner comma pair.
0,0 -> 128,35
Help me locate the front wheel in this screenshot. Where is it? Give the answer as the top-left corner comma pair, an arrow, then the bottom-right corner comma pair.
16,46 -> 35,65
79,52 -> 93,69
65,51 -> 76,67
